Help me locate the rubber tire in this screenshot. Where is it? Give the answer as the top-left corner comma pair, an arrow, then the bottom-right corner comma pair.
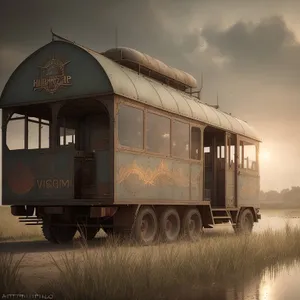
42,219 -> 58,244
133,206 -> 158,245
42,219 -> 77,244
159,207 -> 181,243
181,208 -> 203,241
234,208 -> 254,234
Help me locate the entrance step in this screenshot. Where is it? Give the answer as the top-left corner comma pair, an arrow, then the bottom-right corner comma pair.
211,208 -> 234,225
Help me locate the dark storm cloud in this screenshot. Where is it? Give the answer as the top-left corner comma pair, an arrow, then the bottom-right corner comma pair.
201,16 -> 300,83
0,0 -> 194,90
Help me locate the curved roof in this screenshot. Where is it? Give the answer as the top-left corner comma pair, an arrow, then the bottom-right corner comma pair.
0,40 -> 261,142
102,47 -> 198,89
81,45 -> 261,142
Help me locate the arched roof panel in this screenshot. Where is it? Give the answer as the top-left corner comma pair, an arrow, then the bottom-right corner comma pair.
0,40 -> 261,141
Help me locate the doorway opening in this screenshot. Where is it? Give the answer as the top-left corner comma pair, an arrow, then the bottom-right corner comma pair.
204,126 -> 226,207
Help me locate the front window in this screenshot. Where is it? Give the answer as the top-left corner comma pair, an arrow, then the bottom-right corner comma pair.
6,113 -> 50,150
239,140 -> 257,171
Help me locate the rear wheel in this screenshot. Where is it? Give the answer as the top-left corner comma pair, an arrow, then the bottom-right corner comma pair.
42,219 -> 77,244
159,207 -> 181,242
133,206 -> 158,245
234,208 -> 254,234
181,208 -> 203,241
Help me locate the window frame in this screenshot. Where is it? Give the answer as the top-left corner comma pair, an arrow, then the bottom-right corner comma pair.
171,118 -> 190,160
145,109 -> 171,157
6,112 -> 50,151
117,102 -> 145,152
190,125 -> 202,161
238,137 -> 259,172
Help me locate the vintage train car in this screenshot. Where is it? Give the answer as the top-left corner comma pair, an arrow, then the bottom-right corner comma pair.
0,33 -> 261,244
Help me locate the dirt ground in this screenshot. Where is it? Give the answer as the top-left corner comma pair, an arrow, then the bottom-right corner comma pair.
0,236 -> 111,291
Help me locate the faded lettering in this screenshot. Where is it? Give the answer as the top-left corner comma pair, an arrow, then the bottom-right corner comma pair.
36,179 -> 72,189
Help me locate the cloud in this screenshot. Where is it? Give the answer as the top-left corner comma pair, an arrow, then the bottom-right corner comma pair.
200,16 -> 300,83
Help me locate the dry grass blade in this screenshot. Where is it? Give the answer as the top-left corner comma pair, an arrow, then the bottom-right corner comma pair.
0,252 -> 25,294
40,225 -> 300,300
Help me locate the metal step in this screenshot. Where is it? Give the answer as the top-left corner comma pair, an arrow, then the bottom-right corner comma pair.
213,216 -> 231,219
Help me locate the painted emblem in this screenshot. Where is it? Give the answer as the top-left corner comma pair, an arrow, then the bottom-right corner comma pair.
33,56 -> 72,94
8,162 -> 35,195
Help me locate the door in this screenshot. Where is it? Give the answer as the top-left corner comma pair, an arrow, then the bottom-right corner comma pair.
225,133 -> 237,207
236,136 -> 260,207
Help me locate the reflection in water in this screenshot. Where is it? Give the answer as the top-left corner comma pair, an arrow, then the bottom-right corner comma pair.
197,264 -> 300,300
199,210 -> 300,300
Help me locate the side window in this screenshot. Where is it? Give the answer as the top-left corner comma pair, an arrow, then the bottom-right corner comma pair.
191,127 -> 201,160
172,120 -> 189,159
146,112 -> 170,155
118,104 -> 143,149
239,140 -> 257,170
217,146 -> 225,159
227,136 -> 235,166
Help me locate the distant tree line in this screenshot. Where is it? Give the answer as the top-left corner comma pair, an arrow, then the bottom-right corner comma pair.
260,186 -> 300,208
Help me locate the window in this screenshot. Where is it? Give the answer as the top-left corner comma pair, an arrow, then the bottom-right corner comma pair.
7,114 -> 25,150
118,104 -> 143,149
146,112 -> 170,155
239,140 -> 257,170
191,127 -> 201,160
217,146 -> 225,159
204,147 -> 210,153
227,136 -> 235,166
60,127 -> 76,146
172,121 -> 189,159
6,113 -> 50,150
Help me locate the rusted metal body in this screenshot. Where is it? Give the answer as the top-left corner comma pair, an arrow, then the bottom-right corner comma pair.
0,35 -> 261,242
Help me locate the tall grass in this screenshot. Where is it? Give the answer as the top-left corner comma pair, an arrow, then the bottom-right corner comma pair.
43,225 -> 300,300
0,253 -> 25,294
0,207 -> 42,241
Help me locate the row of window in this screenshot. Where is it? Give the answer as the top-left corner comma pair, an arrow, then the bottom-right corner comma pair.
6,108 -> 258,171
117,104 -> 201,160
118,104 -> 258,169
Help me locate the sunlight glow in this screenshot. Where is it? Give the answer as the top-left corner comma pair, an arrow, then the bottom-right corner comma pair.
260,149 -> 271,163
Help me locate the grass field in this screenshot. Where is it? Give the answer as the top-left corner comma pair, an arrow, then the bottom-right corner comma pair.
2,206 -> 300,299
0,206 -> 43,241
1,225 -> 298,299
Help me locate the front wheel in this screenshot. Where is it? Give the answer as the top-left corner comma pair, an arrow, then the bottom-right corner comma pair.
234,208 -> 254,234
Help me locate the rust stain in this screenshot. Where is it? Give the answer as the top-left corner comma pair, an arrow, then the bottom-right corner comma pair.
117,160 -> 193,188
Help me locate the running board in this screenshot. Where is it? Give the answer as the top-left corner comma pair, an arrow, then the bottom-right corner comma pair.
18,216 -> 43,226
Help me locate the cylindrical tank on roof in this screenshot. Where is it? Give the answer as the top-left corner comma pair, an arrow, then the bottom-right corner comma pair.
102,47 -> 198,90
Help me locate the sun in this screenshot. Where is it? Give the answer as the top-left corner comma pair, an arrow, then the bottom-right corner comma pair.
259,150 -> 271,163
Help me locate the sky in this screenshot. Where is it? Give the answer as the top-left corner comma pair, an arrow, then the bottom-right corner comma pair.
1,0 -> 300,192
